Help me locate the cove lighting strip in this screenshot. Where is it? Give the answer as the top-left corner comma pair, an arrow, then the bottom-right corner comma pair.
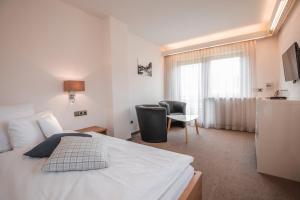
270,0 -> 288,32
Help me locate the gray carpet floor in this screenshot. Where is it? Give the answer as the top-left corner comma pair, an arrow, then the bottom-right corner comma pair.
131,127 -> 300,200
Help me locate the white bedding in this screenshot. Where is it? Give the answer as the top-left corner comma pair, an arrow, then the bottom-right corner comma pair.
161,165 -> 194,200
0,133 -> 193,200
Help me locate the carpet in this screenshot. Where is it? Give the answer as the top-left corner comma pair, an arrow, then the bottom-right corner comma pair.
131,127 -> 300,200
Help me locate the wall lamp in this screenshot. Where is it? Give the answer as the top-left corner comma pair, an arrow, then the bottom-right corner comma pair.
63,80 -> 85,104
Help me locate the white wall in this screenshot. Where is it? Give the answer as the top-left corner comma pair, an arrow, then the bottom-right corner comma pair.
108,17 -> 131,139
0,0 -> 163,137
254,1 -> 300,100
255,37 -> 281,97
127,32 -> 164,132
278,0 -> 300,100
0,0 -> 111,130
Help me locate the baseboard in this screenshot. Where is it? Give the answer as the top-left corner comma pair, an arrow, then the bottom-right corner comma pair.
131,130 -> 140,135
126,130 -> 140,141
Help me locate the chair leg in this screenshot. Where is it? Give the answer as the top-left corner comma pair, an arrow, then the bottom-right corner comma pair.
167,118 -> 172,133
185,125 -> 188,144
195,119 -> 199,135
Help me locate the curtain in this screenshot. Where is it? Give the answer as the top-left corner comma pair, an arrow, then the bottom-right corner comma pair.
164,41 -> 256,132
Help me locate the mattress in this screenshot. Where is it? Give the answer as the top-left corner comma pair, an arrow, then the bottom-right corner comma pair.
161,165 -> 194,200
0,132 -> 194,200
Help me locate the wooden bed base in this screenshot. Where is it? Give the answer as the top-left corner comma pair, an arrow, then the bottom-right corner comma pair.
179,171 -> 202,200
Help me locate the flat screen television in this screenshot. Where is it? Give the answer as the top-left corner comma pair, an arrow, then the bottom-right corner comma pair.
282,42 -> 300,82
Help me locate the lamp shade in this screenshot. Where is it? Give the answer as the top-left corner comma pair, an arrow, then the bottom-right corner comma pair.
63,80 -> 85,92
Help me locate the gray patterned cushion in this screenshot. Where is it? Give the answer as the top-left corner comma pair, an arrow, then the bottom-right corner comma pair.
42,137 -> 109,172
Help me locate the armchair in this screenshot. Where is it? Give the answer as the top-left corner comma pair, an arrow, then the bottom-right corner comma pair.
159,100 -> 186,128
135,105 -> 167,143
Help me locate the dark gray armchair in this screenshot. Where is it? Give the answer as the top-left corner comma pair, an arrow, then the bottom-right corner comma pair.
159,100 -> 186,128
135,105 -> 167,143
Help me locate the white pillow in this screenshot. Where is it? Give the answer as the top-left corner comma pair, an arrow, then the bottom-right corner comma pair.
8,112 -> 46,149
0,104 -> 34,152
38,113 -> 63,138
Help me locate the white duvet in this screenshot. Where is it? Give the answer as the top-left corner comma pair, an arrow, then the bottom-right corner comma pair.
0,133 -> 193,200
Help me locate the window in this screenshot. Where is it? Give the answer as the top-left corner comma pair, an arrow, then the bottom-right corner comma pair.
165,41 -> 255,127
208,56 -> 241,98
179,56 -> 245,114
180,64 -> 201,115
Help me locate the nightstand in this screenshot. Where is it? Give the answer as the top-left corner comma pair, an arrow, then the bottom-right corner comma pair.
77,126 -> 107,135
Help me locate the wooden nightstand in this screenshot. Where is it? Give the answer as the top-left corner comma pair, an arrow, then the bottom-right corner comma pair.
77,126 -> 107,135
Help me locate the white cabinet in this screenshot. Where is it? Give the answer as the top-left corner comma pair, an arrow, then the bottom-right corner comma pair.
256,99 -> 300,182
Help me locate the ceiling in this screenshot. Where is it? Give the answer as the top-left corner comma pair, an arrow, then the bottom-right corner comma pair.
64,0 -> 277,50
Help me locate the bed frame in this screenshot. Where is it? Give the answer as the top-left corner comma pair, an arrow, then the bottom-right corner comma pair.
179,171 -> 202,200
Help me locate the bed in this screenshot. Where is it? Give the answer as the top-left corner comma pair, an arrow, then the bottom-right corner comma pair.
0,132 -> 202,200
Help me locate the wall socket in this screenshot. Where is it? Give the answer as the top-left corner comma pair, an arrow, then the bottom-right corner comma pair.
74,110 -> 87,117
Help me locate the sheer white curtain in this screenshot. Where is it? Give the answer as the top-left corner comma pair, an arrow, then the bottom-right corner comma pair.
164,41 -> 256,132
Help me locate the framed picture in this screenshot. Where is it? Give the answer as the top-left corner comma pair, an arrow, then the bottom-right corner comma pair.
137,61 -> 152,77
